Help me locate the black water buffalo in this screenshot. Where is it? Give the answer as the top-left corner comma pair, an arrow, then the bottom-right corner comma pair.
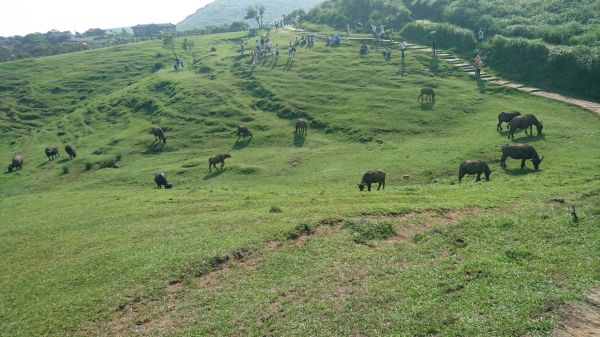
418,87 -> 435,103
65,144 -> 77,159
45,146 -> 59,160
508,114 -> 543,139
358,169 -> 386,191
236,125 -> 252,139
501,143 -> 544,170
209,153 -> 231,172
8,155 -> 23,172
294,118 -> 308,136
459,160 -> 491,182
497,111 -> 521,131
154,171 -> 172,189
151,127 -> 167,143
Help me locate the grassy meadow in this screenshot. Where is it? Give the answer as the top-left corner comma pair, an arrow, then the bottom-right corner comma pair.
1,30 -> 600,336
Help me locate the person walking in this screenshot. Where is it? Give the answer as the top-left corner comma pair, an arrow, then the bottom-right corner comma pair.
288,42 -> 293,59
430,31 -> 437,55
475,54 -> 483,77
274,44 -> 280,60
401,40 -> 407,59
478,28 -> 485,43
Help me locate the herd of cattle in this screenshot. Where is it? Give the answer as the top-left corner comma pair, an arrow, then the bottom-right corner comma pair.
6,94 -> 545,191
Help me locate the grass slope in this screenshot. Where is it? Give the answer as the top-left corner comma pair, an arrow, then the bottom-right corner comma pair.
1,30 -> 600,336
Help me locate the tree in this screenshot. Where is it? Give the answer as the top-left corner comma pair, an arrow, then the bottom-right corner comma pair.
161,33 -> 177,58
245,4 -> 266,29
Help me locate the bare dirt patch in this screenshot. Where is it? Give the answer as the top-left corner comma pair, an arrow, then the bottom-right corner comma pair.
552,286 -> 600,337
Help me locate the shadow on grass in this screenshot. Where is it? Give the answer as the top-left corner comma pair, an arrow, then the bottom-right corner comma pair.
399,59 -> 406,76
420,102 -> 435,111
142,142 -> 165,155
477,78 -> 486,93
57,158 -> 70,164
293,132 -> 306,147
497,130 -> 510,137
203,168 -> 227,180
429,55 -> 439,74
284,58 -> 295,71
503,167 -> 541,176
511,134 -> 546,143
232,138 -> 251,150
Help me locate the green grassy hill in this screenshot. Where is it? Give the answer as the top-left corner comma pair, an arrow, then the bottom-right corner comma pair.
1,30 -> 600,336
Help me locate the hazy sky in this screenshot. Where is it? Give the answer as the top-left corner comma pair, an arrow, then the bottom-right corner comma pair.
0,0 -> 215,37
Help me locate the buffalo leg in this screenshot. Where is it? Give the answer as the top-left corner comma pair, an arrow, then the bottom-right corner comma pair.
485,172 -> 490,181
476,173 -> 481,182
501,155 -> 507,168
521,158 -> 526,169
497,122 -> 502,131
367,183 -> 372,191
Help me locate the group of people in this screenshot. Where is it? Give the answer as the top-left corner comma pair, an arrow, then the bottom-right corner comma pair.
172,57 -> 184,70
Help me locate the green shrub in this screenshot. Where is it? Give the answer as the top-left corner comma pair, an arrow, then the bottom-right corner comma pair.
400,22 -> 476,51
343,220 -> 396,245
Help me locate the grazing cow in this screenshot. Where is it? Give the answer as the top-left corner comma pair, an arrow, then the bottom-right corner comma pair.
236,125 -> 253,139
151,127 -> 167,144
459,160 -> 491,182
45,146 -> 59,161
418,87 -> 435,103
7,155 -> 23,172
501,143 -> 544,170
294,118 -> 308,136
154,171 -> 172,189
358,169 -> 386,191
508,114 -> 543,139
65,144 -> 77,159
209,153 -> 231,172
497,111 -> 521,131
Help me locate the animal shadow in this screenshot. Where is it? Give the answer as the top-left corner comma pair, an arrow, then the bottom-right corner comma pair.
497,130 -> 510,137
293,133 -> 306,147
503,167 -> 541,176
232,138 -> 251,150
203,168 -> 227,180
57,158 -> 70,164
143,142 -> 165,155
512,134 -> 546,143
420,102 -> 434,111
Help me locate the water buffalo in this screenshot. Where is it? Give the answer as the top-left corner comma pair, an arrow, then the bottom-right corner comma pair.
497,111 -> 521,131
151,127 -> 166,143
209,153 -> 231,172
358,169 -> 386,191
418,87 -> 435,103
459,160 -> 491,182
7,155 -> 23,172
508,114 -> 543,139
45,146 -> 59,160
294,118 -> 308,136
236,125 -> 252,139
501,143 -> 544,170
65,144 -> 77,159
154,171 -> 172,189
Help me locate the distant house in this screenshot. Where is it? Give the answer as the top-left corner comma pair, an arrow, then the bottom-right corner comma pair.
131,23 -> 176,37
84,28 -> 106,37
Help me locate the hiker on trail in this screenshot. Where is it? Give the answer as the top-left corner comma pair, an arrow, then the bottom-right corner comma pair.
401,40 -> 407,59
260,35 -> 265,48
288,42 -> 293,59
475,54 -> 483,77
179,58 -> 184,69
388,29 -> 394,44
346,24 -> 351,36
292,45 -> 297,59
295,37 -> 300,46
173,59 -> 178,71
326,36 -> 331,47
251,50 -> 257,65
371,24 -> 377,38
255,39 -> 260,51
267,40 -> 272,54
430,31 -> 437,54
275,44 -> 280,59
478,28 -> 485,43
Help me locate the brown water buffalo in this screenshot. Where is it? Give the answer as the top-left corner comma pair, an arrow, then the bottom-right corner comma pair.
8,155 -> 23,172
508,114 -> 543,139
497,111 -> 521,131
151,127 -> 167,143
294,118 -> 308,136
418,87 -> 435,103
209,153 -> 231,172
358,169 -> 386,191
459,160 -> 491,182
154,171 -> 172,189
65,144 -> 77,159
236,125 -> 252,139
45,146 -> 59,160
501,143 -> 544,170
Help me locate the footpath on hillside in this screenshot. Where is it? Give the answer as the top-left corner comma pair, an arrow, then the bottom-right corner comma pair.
282,27 -> 600,115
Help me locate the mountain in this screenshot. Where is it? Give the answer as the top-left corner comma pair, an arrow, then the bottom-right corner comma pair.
177,0 -> 323,31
